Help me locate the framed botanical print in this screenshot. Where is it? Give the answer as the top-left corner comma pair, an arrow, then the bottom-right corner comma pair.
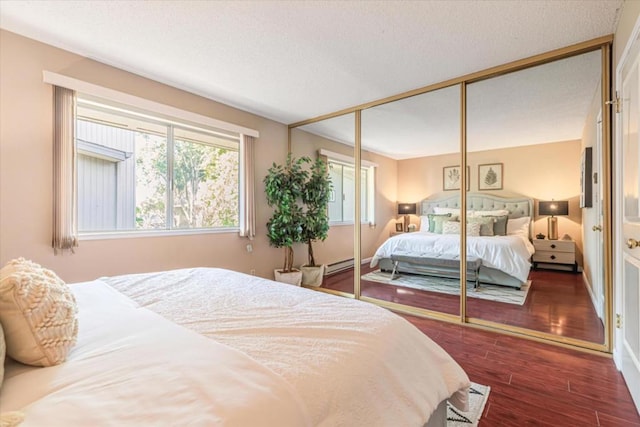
478,163 -> 503,190
443,166 -> 470,191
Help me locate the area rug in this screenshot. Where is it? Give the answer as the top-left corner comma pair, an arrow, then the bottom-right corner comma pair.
447,382 -> 490,427
362,270 -> 531,305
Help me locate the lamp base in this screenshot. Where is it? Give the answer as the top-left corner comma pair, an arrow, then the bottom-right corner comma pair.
547,216 -> 558,240
404,215 -> 410,232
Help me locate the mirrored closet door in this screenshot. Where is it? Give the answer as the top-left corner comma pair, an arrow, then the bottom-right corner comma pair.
465,49 -> 606,345
290,113 -> 356,296
288,37 -> 612,352
359,85 -> 462,317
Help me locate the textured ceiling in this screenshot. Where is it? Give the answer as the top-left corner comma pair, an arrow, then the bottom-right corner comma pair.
0,0 -> 622,157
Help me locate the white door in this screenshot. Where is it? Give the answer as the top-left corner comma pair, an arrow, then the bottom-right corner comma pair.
593,111 -> 605,319
617,25 -> 640,412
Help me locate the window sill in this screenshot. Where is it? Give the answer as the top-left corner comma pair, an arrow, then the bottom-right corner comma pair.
79,227 -> 240,241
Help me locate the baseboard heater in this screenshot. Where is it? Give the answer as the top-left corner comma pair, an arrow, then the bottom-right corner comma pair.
324,258 -> 372,276
325,259 -> 354,275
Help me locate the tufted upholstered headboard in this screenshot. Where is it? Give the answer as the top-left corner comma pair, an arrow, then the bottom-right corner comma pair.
420,192 -> 534,236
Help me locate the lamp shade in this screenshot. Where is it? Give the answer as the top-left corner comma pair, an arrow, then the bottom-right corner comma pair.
397,203 -> 417,215
538,200 -> 569,216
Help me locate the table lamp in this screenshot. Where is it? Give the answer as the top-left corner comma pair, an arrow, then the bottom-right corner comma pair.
397,203 -> 417,232
538,200 -> 569,240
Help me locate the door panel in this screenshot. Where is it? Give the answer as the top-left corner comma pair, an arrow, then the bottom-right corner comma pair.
620,29 -> 640,411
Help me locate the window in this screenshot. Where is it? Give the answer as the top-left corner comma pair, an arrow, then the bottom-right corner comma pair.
76,97 -> 241,234
327,158 -> 375,224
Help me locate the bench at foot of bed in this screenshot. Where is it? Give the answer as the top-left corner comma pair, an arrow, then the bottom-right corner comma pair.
389,251 -> 483,289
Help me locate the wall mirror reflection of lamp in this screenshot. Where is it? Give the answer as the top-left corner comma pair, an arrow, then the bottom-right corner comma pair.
538,200 -> 569,240
397,203 -> 417,232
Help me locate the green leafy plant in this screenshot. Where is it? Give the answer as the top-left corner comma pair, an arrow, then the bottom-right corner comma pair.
264,154 -> 310,273
301,157 -> 332,267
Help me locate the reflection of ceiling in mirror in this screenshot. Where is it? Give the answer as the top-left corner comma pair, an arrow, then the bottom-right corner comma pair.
467,51 -> 601,153
298,51 -> 601,160
299,114 -> 355,146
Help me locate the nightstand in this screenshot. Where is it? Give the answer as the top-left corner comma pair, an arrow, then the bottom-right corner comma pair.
532,239 -> 577,272
390,231 -> 405,237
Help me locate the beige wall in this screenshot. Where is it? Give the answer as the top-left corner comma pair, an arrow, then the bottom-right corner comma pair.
397,140 -> 584,262
0,30 -> 290,282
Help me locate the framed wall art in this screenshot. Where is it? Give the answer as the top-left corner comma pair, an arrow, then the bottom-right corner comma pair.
478,163 -> 503,190
443,166 -> 470,191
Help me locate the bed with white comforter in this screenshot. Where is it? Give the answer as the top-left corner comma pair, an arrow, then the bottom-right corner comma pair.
2,267 -> 470,427
371,231 -> 535,285
372,192 -> 536,289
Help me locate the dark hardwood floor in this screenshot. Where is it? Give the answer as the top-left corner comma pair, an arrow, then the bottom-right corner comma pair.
404,315 -> 640,426
322,265 -> 605,342
321,267 -> 639,425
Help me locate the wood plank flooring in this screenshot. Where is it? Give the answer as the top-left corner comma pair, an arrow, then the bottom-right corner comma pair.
323,266 -> 605,343
321,267 -> 639,425
403,315 -> 640,426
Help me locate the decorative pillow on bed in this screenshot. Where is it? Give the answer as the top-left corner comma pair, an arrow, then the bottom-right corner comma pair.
467,216 -> 495,236
480,214 -> 508,236
0,322 -> 4,387
433,207 -> 458,216
0,412 -> 25,427
428,213 -> 454,233
0,258 -> 78,367
442,220 -> 481,236
507,216 -> 530,236
474,209 -> 509,217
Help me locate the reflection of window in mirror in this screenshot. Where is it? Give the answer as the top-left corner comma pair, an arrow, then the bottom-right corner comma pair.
322,150 -> 376,224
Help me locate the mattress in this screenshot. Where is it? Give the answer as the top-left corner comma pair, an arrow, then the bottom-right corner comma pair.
2,267 -> 470,427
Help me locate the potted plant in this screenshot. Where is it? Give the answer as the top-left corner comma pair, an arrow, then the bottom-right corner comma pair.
300,157 -> 332,286
264,154 -> 309,285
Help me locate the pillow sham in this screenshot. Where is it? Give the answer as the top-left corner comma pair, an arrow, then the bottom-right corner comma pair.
442,220 -> 481,236
474,209 -> 509,217
0,258 -> 78,367
480,214 -> 508,236
433,207 -> 459,216
428,213 -> 453,234
467,216 -> 495,236
507,216 -> 530,236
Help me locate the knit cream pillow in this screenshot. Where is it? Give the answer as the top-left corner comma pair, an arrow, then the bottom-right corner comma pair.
0,322 -> 5,386
0,258 -> 78,367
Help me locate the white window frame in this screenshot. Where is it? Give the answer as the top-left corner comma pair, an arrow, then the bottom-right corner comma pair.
44,71 -> 259,240
320,149 -> 376,226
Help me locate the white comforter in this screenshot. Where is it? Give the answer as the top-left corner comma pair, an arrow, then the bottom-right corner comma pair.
103,267 -> 470,426
2,280 -> 310,426
371,232 -> 535,283
2,268 -> 469,426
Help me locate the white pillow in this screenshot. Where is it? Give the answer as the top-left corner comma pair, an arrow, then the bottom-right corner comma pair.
433,207 -> 460,216
474,209 -> 510,217
0,258 -> 78,367
507,217 -> 530,236
419,215 -> 427,231
442,221 -> 481,236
